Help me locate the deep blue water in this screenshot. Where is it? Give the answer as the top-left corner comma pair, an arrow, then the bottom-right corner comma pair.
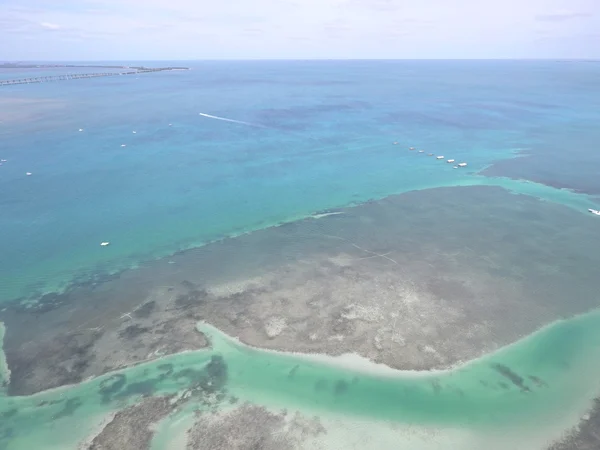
1,60 -> 599,302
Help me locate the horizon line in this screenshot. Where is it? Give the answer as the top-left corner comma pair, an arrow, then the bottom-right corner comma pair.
2,58 -> 600,63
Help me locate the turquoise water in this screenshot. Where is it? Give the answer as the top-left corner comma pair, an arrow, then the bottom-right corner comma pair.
2,60 -> 600,448
2,310 -> 600,449
2,60 -> 599,303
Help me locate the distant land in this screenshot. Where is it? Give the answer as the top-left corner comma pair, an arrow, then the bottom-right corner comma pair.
0,63 -> 189,70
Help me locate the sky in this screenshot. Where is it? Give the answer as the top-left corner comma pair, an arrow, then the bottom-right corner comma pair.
1,0 -> 599,60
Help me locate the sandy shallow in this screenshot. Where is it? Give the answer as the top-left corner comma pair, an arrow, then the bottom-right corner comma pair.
1,185 -> 600,448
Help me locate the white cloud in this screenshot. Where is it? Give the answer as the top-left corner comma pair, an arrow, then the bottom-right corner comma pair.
1,0 -> 599,59
40,21 -> 60,29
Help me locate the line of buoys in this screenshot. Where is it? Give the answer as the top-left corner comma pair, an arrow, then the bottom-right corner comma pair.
395,143 -> 468,169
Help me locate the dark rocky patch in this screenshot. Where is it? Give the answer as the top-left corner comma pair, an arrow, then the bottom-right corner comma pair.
7,330 -> 101,396
334,379 -> 349,396
492,364 -> 531,392
116,380 -> 158,399
288,365 -> 299,379
175,289 -> 208,310
549,398 -> 600,450
157,363 -> 174,377
53,397 -> 83,420
133,301 -> 156,319
529,375 -> 549,388
187,404 -> 325,450
0,408 -> 17,420
87,397 -> 173,450
118,324 -> 151,340
99,374 -> 127,403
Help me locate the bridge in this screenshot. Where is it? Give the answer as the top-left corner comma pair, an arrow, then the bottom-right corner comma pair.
0,67 -> 187,86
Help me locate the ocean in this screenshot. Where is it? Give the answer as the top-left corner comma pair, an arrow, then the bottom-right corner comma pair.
1,60 -> 600,449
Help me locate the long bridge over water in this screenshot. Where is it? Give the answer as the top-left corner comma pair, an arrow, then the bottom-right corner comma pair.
0,66 -> 188,86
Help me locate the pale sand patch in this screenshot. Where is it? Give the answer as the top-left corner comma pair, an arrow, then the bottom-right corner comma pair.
265,316 -> 287,338
310,212 -> 345,219
206,275 -> 269,297
300,398 -> 600,450
341,304 -> 383,322
199,322 -> 450,379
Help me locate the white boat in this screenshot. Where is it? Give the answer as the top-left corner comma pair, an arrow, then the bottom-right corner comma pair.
26,172 -> 32,176
418,150 -> 424,153
78,128 -> 83,132
458,162 -> 467,167
121,144 -> 126,147
409,147 -> 415,150
588,209 -> 600,216
447,159 -> 455,163
100,241 -> 111,246
436,156 -> 444,160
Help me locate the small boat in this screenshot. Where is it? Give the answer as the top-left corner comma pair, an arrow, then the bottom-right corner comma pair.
409,147 -> 415,150
26,172 -> 32,176
418,150 -> 424,153
453,166 -> 458,169
78,128 -> 83,132
121,144 -> 126,147
588,209 -> 600,216
458,162 -> 467,167
393,142 -> 398,145
133,131 -> 137,134
447,159 -> 455,163
427,153 -> 434,156
100,241 -> 111,246
436,156 -> 444,160
0,159 -> 6,162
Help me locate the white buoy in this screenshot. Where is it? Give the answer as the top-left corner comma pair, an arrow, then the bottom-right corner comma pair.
26,172 -> 32,176
100,241 -> 110,246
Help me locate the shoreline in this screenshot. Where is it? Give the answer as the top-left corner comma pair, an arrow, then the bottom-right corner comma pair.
3,175 -> 598,308
1,310 -> 600,449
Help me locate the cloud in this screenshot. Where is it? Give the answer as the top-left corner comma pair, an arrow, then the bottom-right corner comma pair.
40,21 -> 60,29
536,11 -> 593,22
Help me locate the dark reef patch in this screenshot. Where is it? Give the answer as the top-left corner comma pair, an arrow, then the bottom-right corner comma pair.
492,364 -> 531,392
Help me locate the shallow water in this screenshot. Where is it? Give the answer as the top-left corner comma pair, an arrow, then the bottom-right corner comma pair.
1,60 -> 600,448
1,308 -> 600,449
2,60 -> 599,303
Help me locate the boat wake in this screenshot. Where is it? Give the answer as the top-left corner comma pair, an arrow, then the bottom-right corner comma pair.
198,113 -> 268,129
